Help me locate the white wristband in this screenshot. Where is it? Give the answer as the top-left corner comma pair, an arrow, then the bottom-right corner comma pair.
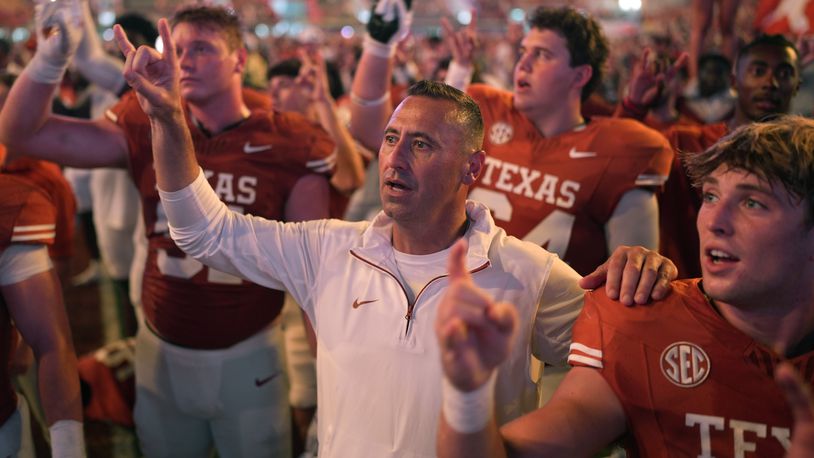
349,91 -> 389,107
442,371 -> 497,434
444,61 -> 474,91
49,419 -> 86,458
24,53 -> 69,85
363,35 -> 397,59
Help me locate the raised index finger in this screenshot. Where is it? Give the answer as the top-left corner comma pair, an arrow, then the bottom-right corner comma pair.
157,18 -> 177,67
440,16 -> 455,39
467,9 -> 478,33
447,238 -> 470,283
113,24 -> 136,57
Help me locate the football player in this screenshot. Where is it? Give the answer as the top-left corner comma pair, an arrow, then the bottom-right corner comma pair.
0,174 -> 83,458
0,3 -> 334,457
350,6 -> 674,281
623,34 -> 802,277
436,115 -> 814,457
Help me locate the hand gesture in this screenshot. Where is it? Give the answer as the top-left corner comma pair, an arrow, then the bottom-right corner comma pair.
29,0 -> 83,83
113,18 -> 181,120
775,362 -> 814,457
295,48 -> 332,104
796,35 -> 814,69
367,0 -> 413,46
435,239 -> 517,392
441,11 -> 478,68
626,48 -> 688,108
76,0 -> 97,54
579,245 -> 676,306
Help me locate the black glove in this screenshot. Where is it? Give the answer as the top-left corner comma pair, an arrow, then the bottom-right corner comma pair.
366,0 -> 413,46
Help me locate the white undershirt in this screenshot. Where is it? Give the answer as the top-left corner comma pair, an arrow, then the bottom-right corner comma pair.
0,244 -> 52,286
393,246 -> 453,303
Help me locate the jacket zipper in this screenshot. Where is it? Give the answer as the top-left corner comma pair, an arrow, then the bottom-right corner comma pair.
351,251 -> 490,336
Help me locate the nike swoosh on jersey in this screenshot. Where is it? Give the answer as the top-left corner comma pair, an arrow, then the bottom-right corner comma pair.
568,147 -> 597,159
255,372 -> 281,387
352,298 -> 379,309
244,142 -> 273,154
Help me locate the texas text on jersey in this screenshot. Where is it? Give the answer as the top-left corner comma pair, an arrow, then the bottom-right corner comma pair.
467,84 -> 673,275
106,91 -> 335,349
569,279 -> 812,456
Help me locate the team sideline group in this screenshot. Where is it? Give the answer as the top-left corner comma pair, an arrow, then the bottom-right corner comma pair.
0,1 -> 813,457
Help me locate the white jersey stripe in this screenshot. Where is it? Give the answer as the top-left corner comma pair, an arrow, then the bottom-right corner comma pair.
569,342 -> 602,358
567,354 -> 603,369
11,232 -> 56,242
307,154 -> 337,169
635,174 -> 668,186
14,224 -> 56,233
312,164 -> 334,174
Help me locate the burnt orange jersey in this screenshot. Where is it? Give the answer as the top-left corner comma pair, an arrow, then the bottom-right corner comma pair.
107,92 -> 335,349
569,279 -> 811,457
0,175 -> 56,424
467,84 -> 673,275
661,123 -> 728,278
2,158 -> 75,259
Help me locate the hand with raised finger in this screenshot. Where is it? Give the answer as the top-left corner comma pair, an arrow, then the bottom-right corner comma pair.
625,48 -> 664,109
296,48 -> 331,104
364,0 -> 413,58
663,52 -> 689,89
776,362 -> 814,457
436,239 -> 518,392
114,18 -> 181,120
579,245 -> 676,306
796,34 -> 814,69
441,11 -> 478,68
28,0 -> 83,84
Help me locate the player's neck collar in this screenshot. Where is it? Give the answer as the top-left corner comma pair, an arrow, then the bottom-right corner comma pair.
190,113 -> 250,138
700,281 -> 814,358
698,281 -> 721,318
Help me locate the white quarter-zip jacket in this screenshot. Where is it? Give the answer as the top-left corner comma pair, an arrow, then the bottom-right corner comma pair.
160,169 -> 585,458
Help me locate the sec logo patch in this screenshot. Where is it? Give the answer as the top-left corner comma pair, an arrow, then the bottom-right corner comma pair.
489,122 -> 514,145
660,341 -> 710,388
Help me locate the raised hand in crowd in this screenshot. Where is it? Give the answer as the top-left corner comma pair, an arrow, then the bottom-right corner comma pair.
441,12 -> 478,67
364,0 -> 414,58
622,47 -> 688,116
795,34 -> 814,69
28,0 -> 83,85
294,48 -> 333,104
440,11 -> 478,90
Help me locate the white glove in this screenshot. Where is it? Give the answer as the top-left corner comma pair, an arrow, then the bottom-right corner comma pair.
26,0 -> 83,84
